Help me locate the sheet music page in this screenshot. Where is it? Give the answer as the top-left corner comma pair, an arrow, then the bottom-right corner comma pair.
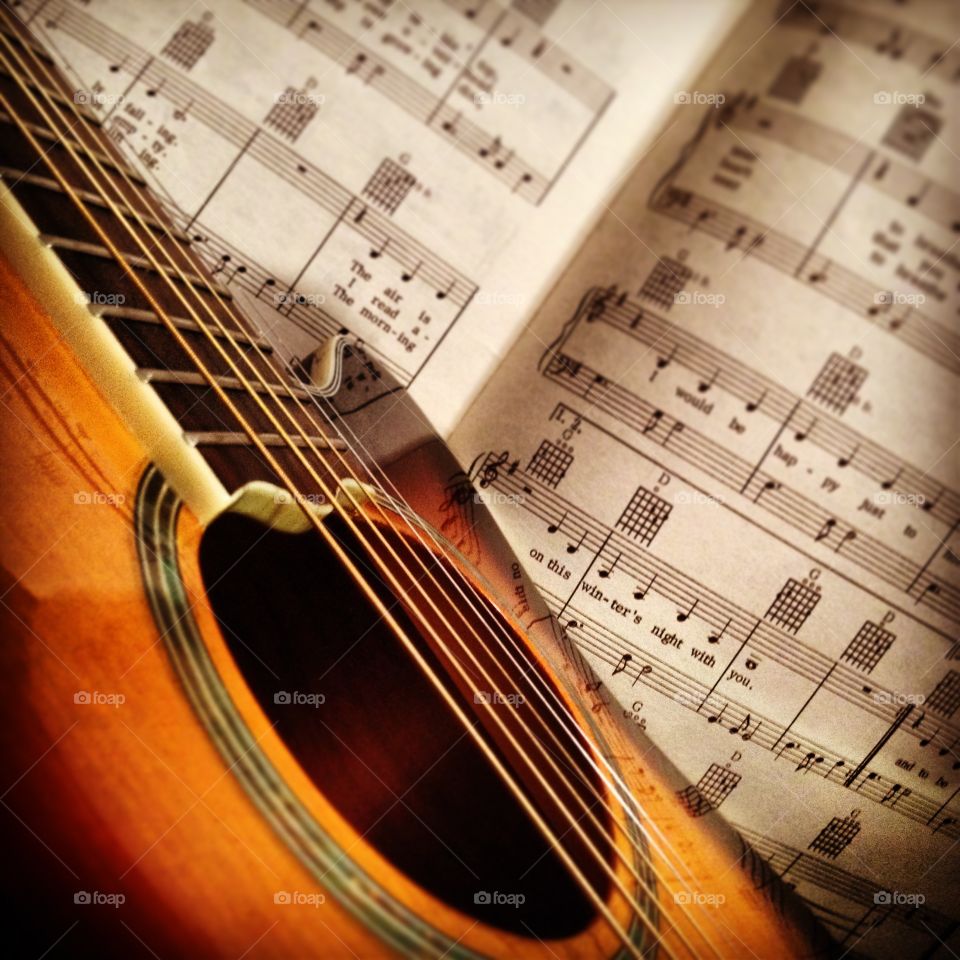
450,1 -> 960,955
19,0 -> 745,435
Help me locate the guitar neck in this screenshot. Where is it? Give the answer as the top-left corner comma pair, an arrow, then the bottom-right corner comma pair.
0,16 -> 358,515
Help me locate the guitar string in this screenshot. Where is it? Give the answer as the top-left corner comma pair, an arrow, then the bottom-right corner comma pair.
1,22 -> 738,959
0,37 -> 723,956
0,29 -> 654,959
1,19 -> 749,957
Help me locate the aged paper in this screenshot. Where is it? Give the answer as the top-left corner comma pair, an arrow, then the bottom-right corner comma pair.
23,0 -> 745,434
450,1 -> 960,956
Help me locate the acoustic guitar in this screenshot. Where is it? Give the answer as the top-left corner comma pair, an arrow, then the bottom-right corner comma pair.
0,11 -> 834,958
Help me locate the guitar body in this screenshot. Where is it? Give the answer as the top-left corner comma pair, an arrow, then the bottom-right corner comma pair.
0,14 -> 834,958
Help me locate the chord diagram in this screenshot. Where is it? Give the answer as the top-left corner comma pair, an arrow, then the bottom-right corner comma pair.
161,13 -> 215,71
882,104 -> 942,162
616,486 -> 672,546
808,812 -> 861,859
765,578 -> 821,634
362,158 -> 416,216
678,763 -> 742,817
926,671 -> 960,718
526,440 -> 574,489
511,0 -> 561,26
639,257 -> 692,311
264,83 -> 321,143
841,621 -> 896,674
807,353 -> 867,415
768,55 -> 822,104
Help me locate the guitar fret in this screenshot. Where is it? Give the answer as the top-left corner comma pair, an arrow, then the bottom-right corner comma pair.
99,304 -> 272,351
139,368 -> 314,401
0,21 -> 54,65
186,431 -> 346,451
0,110 -> 145,185
41,234 -> 233,300
0,64 -> 101,126
1,27 -> 349,498
2,167 -> 189,242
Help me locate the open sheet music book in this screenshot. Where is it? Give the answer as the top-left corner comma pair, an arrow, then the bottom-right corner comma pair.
22,0 -> 958,954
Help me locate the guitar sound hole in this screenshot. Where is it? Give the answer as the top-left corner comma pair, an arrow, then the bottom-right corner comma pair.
200,509 -> 614,939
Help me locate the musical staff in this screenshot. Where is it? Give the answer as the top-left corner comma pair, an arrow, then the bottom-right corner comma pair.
562,286 -> 960,527
541,349 -> 960,624
243,0 -> 614,204
545,588 -> 959,837
649,183 -> 960,375
474,459 -> 960,767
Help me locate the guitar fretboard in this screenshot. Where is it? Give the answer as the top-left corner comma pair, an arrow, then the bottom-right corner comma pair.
0,17 -> 358,497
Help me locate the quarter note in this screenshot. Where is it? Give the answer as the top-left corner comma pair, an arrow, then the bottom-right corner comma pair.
656,345 -> 677,370
837,444 -> 859,468
642,409 -> 663,434
633,572 -> 656,601
612,653 -> 632,676
880,467 -> 902,491
566,530 -> 585,554
708,619 -> 731,644
677,598 -> 698,622
745,389 -> 766,413
698,368 -> 719,393
598,552 -> 620,578
546,511 -> 567,534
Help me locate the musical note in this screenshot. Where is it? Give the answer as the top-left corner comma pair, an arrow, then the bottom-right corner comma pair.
677,598 -> 698,622
546,511 -> 567,534
708,703 -> 727,724
837,444 -> 859,468
880,467 -> 902,491
698,369 -> 719,394
745,389 -> 766,413
730,713 -> 761,741
566,530 -> 586,554
815,517 -> 837,543
656,346 -> 677,370
613,653 -> 632,676
598,552 -> 621,579
708,619 -> 731,644
642,409 -> 663,434
633,572 -> 657,601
